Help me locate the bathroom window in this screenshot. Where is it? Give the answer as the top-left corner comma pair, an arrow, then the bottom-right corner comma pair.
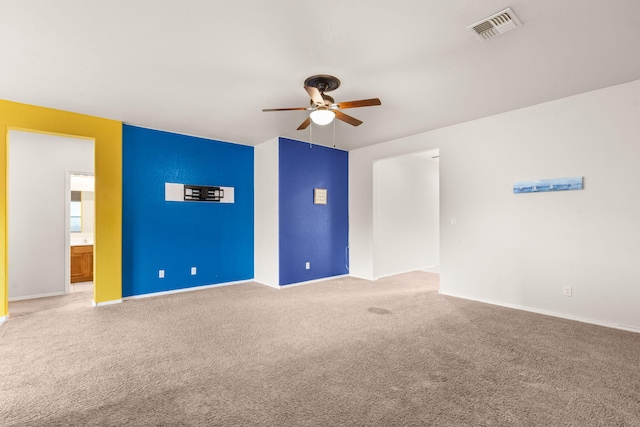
70,191 -> 82,232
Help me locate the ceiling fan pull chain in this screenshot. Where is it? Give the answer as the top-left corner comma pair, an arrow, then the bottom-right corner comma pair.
333,119 -> 336,148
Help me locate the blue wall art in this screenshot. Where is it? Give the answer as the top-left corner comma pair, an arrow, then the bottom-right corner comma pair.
514,176 -> 583,194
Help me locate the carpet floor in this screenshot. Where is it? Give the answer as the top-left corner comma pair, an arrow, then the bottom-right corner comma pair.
1,272 -> 639,426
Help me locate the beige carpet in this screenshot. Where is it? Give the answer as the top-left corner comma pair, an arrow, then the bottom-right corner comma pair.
1,272 -> 639,426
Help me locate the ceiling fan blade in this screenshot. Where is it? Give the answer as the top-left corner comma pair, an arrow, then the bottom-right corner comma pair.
335,98 -> 381,109
334,110 -> 363,127
305,86 -> 325,106
262,107 -> 309,112
297,116 -> 311,130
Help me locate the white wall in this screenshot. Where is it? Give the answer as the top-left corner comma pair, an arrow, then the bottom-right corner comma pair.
373,153 -> 439,278
81,191 -> 95,234
8,131 -> 94,300
254,137 -> 279,287
350,79 -> 640,331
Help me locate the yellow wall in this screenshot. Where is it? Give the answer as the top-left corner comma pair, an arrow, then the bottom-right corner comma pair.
1,99 -> 122,317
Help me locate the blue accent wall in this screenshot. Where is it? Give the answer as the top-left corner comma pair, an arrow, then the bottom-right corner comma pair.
123,125 -> 254,297
278,137 -> 349,285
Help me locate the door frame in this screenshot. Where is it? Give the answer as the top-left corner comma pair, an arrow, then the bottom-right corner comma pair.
66,171 -> 95,294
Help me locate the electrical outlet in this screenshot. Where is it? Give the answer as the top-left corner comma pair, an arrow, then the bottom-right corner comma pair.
305,262 -> 310,270
159,270 -> 165,279
451,217 -> 457,225
191,267 -> 197,275
563,286 -> 572,297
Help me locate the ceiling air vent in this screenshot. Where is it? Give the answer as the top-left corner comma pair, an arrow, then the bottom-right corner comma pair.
468,8 -> 522,41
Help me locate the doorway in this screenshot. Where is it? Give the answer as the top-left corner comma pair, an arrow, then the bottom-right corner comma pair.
8,131 -> 94,302
1,99 -> 123,323
372,148 -> 440,279
68,173 -> 95,291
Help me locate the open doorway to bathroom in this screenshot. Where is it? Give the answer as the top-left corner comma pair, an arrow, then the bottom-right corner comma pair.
69,174 -> 95,292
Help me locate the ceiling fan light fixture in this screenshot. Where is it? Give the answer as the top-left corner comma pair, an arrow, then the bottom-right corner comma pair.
262,75 -> 381,130
310,109 -> 335,126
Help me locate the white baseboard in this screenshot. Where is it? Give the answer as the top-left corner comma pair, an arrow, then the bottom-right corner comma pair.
9,291 -> 66,302
376,266 -> 437,280
421,265 -> 440,273
278,274 -> 350,288
0,314 -> 8,325
438,290 -> 640,334
256,281 -> 280,289
122,279 -> 253,301
92,299 -> 122,307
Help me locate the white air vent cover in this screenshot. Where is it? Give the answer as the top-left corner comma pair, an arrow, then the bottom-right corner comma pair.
468,8 -> 522,41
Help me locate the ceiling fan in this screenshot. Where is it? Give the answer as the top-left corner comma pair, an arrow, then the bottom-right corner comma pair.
262,75 -> 381,130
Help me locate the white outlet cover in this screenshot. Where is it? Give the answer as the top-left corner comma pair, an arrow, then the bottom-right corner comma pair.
305,262 -> 310,270
159,270 -> 165,278
563,286 -> 572,297
191,267 -> 197,275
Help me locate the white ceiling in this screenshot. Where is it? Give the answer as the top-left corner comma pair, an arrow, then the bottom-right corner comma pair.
2,1 -> 640,151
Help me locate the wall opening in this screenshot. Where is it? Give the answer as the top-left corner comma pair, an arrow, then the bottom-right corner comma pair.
8,131 -> 95,304
1,99 -> 123,321
68,173 -> 95,291
372,148 -> 440,279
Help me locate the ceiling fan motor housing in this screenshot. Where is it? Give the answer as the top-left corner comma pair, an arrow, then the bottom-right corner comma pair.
304,75 -> 341,93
